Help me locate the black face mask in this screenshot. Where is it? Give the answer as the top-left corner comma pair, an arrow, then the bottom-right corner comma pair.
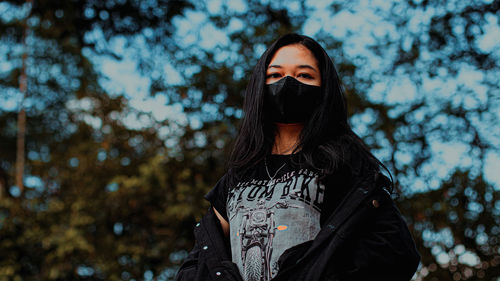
264,76 -> 321,123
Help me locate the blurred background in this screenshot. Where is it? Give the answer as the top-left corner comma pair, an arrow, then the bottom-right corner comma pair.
0,0 -> 499,280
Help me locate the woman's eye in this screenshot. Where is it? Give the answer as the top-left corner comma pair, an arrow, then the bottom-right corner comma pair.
266,73 -> 281,78
298,73 -> 313,79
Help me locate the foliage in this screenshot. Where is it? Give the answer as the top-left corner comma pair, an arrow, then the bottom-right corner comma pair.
0,0 -> 498,280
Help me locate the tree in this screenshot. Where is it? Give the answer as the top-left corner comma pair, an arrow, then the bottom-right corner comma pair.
371,1 -> 500,279
0,0 -> 498,280
1,0 -> 190,280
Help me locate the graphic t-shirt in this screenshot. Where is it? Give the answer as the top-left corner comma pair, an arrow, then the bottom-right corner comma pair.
205,153 -> 352,281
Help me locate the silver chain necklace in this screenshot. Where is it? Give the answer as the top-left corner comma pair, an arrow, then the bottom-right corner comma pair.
264,156 -> 287,184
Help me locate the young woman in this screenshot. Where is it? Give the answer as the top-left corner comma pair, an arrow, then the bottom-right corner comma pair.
175,33 -> 420,281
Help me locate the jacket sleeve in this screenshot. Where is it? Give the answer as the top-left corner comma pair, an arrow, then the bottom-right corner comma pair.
175,238 -> 201,281
329,188 -> 421,281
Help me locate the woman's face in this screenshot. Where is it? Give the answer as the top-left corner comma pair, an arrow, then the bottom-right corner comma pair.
265,44 -> 321,86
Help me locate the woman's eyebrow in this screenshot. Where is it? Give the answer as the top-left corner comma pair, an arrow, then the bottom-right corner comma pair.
267,64 -> 317,72
297,65 -> 317,72
268,64 -> 282,69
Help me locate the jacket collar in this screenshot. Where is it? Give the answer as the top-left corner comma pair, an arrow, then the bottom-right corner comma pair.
273,171 -> 390,278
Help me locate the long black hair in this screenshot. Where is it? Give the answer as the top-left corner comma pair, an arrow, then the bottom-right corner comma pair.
227,33 -> 393,191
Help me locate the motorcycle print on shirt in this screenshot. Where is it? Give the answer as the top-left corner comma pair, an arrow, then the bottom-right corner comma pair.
227,169 -> 325,281
232,199 -> 301,281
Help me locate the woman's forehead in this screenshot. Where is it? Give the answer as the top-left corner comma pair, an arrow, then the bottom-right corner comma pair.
268,44 -> 319,69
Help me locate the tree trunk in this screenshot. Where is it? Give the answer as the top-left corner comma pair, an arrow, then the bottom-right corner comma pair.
15,0 -> 32,194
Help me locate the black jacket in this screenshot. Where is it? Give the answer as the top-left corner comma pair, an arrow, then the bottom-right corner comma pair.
175,172 -> 421,281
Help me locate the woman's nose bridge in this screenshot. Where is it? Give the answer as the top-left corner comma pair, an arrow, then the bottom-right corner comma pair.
278,64 -> 298,77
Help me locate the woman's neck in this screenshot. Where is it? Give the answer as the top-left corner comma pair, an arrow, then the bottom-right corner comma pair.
272,123 -> 304,155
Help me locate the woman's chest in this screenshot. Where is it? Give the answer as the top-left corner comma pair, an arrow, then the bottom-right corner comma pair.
226,168 -> 326,279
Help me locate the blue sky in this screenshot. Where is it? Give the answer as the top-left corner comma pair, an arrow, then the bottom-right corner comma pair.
1,0 -> 498,190
81,0 -> 500,191
0,0 -> 500,191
